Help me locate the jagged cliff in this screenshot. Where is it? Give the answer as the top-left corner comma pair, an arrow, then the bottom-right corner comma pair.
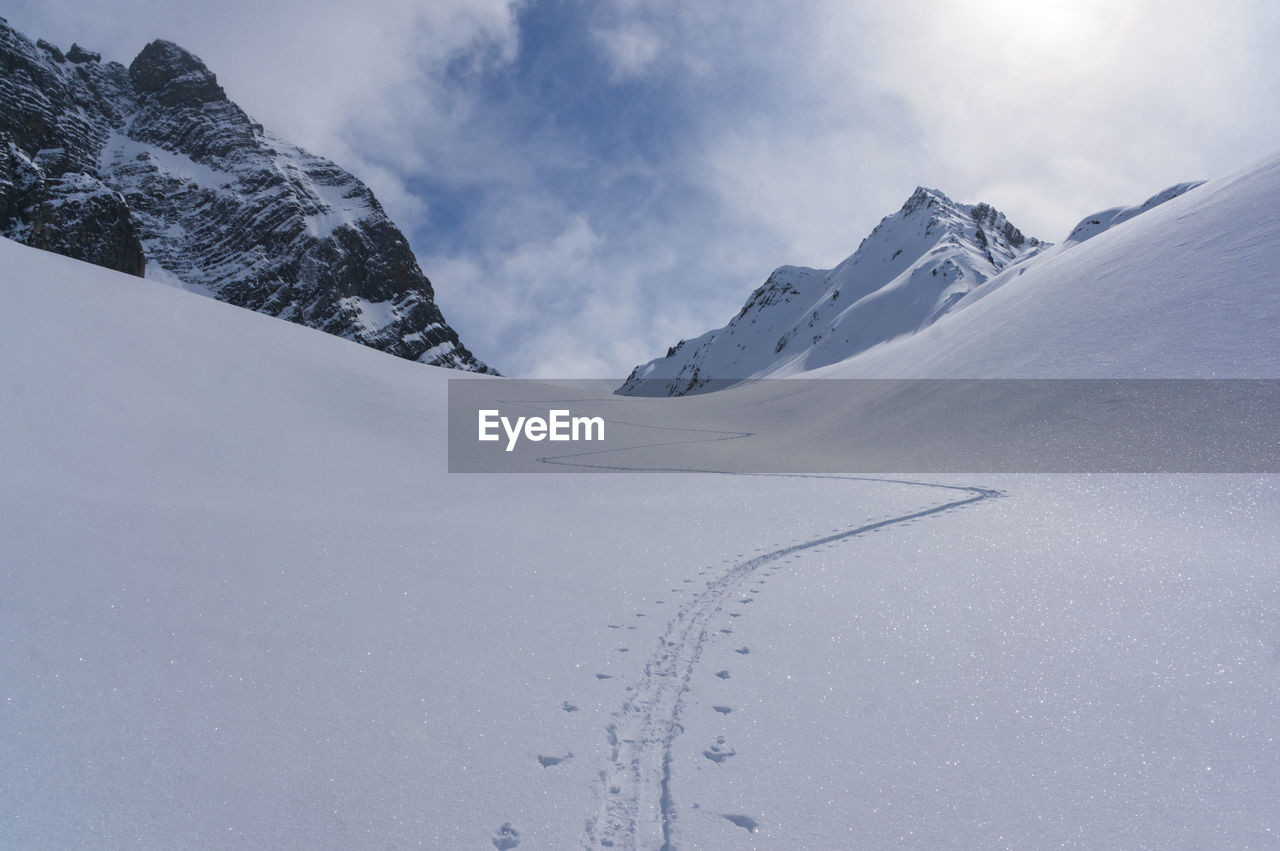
0,19 -> 494,372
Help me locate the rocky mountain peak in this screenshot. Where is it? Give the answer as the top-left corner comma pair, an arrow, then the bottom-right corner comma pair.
66,44 -> 101,64
902,185 -> 950,213
1,20 -> 495,373
620,188 -> 1046,396
129,40 -> 226,107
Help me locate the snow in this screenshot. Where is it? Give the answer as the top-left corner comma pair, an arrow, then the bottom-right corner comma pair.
260,131 -> 375,239
4,148 -> 1280,848
416,340 -> 458,364
144,257 -> 216,297
102,132 -> 235,192
815,152 -> 1280,379
1063,181 -> 1206,246
339,295 -> 400,335
623,189 -> 1045,395
299,170 -> 370,237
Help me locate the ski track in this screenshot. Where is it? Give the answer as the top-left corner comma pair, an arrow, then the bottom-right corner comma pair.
500,398 -> 1002,850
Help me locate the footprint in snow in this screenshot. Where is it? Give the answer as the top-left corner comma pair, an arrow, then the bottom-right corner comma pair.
562,702 -> 578,713
715,670 -> 731,680
617,647 -> 629,653
492,823 -> 521,849
596,673 -> 612,680
537,752 -> 571,767
723,814 -> 759,833
734,647 -> 750,655
712,705 -> 733,714
703,736 -> 736,763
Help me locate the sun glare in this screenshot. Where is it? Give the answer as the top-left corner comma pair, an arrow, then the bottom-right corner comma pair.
961,0 -> 1118,66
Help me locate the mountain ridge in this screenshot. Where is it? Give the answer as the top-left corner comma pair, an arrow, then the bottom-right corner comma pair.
620,186 -> 1045,395
0,19 -> 495,373
817,153 -> 1277,379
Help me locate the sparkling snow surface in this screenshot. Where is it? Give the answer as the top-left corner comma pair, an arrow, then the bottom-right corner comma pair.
4,152 -> 1280,849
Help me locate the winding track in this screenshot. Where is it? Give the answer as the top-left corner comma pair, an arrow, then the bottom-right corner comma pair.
501,398 -> 1002,849
577,474 -> 999,850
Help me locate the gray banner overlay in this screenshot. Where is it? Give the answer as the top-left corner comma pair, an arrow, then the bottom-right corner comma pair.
448,379 -> 1280,473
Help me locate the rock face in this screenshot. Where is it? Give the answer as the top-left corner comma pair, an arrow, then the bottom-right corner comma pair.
28,171 -> 147,276
0,19 -> 494,373
620,188 -> 1045,395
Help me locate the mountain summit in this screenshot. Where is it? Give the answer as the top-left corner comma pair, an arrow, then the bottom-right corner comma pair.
620,188 -> 1044,395
0,20 -> 494,373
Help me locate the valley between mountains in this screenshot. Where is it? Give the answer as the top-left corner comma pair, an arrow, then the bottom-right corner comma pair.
4,15 -> 1280,850
6,238 -> 1279,846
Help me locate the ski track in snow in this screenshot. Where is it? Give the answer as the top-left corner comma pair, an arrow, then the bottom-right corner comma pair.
503,400 -> 1002,850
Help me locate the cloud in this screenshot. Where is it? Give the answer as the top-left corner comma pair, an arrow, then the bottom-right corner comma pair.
787,0 -> 1280,239
8,0 -> 1280,378
425,214 -> 701,378
591,22 -> 663,81
5,0 -> 521,228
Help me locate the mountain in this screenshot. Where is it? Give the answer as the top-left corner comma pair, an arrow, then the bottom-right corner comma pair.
819,154 -> 1278,378
619,188 -> 1045,395
5,206 -> 1280,848
0,18 -> 494,373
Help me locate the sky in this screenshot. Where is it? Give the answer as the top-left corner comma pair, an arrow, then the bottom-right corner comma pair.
7,0 -> 1280,377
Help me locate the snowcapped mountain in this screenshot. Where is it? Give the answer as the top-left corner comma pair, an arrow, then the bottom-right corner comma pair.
0,19 -> 493,373
5,188 -> 1280,848
620,188 -> 1045,395
825,152 -> 1280,378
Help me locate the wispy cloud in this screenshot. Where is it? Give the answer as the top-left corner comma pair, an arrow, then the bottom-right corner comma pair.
9,0 -> 1280,376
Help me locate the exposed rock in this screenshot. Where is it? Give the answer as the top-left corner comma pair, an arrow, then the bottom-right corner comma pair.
67,44 -> 100,64
28,172 -> 145,276
621,188 -> 1046,396
128,40 -> 226,108
0,20 -> 495,373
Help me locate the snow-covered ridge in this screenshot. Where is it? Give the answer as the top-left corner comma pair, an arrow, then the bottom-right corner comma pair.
821,156 -> 1278,378
1063,181 -> 1206,246
0,20 -> 494,373
620,187 -> 1045,395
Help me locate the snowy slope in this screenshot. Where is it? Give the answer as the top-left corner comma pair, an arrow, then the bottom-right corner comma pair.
826,151 -> 1280,378
620,189 -> 1044,395
4,234 -> 1280,849
1061,180 -> 1205,246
